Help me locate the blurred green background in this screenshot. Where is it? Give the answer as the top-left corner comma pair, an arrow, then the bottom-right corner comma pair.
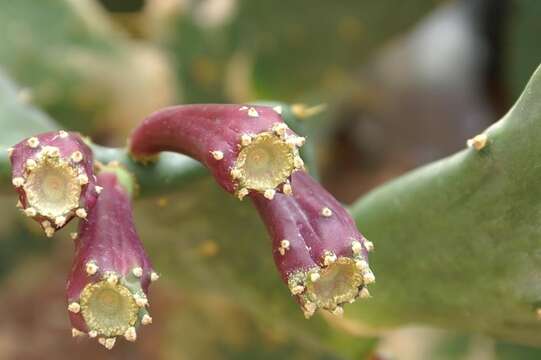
0,0 -> 540,359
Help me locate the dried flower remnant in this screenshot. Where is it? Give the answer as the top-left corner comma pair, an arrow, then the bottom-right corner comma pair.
9,131 -> 99,236
129,104 -> 305,199
252,171 -> 374,318
66,171 -> 155,349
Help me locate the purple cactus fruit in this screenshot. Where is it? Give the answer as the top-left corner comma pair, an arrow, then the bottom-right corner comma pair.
251,171 -> 374,318
8,131 -> 99,237
66,170 -> 157,349
129,104 -> 305,199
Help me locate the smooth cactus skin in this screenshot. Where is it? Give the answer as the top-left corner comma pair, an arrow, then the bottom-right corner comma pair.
252,171 -> 373,318
0,73 -> 314,198
346,64 -> 541,346
129,104 -> 305,198
67,171 -> 155,348
9,131 -> 98,236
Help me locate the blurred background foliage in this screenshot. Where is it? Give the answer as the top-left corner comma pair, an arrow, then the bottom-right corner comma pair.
0,0 -> 540,359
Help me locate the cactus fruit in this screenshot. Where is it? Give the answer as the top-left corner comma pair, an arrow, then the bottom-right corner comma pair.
66,170 -> 155,349
252,171 -> 373,318
129,105 -> 373,319
9,131 -> 99,237
129,104 -> 305,199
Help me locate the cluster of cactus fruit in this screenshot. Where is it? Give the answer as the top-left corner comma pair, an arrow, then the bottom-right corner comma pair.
8,104 -> 375,349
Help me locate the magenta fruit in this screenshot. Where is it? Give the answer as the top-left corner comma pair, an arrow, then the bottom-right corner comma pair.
66,170 -> 156,349
252,171 -> 374,318
9,131 -> 99,237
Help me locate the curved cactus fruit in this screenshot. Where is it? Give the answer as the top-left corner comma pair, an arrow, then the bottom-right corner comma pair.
8,131 -> 99,237
251,171 -> 374,318
66,171 -> 156,349
129,104 -> 305,199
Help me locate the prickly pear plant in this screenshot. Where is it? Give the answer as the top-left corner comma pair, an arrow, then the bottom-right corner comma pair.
5,42 -> 541,354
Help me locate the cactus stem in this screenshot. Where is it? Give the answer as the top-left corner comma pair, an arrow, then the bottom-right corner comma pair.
467,133 -> 488,150
210,150 -> 224,160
